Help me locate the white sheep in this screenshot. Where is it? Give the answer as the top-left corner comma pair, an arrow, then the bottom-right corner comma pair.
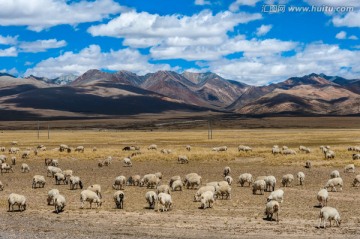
171,179 -> 183,191
272,146 -> 281,155
264,176 -> 276,192
8,147 -> 19,154
0,181 -> 3,191
8,193 -> 27,212
184,174 -> 201,189
113,191 -> 125,209
156,184 -> 171,195
238,173 -> 253,187
80,189 -> 102,209
324,178 -> 343,192
69,176 -> 83,190
238,145 -> 252,152
353,154 -> 360,160
21,150 -> 30,159
123,157 -> 132,167
330,170 -> 340,178
10,156 -> 16,165
113,176 -> 126,190
50,159 -> 59,167
75,146 -> 84,153
324,150 -> 335,159
318,207 -> 341,228
155,172 -> 163,179
53,194 -> 66,213
47,166 -> 62,177
1,163 -> 14,174
223,166 -> 231,177
160,149 -> 172,154
144,174 -> 160,189
267,189 -> 284,203
252,180 -> 266,195
157,192 -> 172,212
145,191 -> 157,209
62,169 -> 73,179
281,174 -> 294,187
297,172 -> 305,186
178,155 -> 189,164
282,146 -> 288,150
186,145 -> 191,151
194,186 -> 216,202
214,184 -> 231,200
47,189 -> 60,205
54,172 -> 67,185
0,146 -> 5,152
206,181 -> 219,188
305,160 -> 312,169
265,200 -> 279,222
352,175 -> 360,187
218,146 -> 227,151
299,145 -> 311,153
317,189 -> 328,207
148,144 -> 157,150
282,149 -> 296,155
127,175 -> 141,186
103,156 -> 112,166
224,176 -> 233,185
200,191 -> 215,209
32,175 -> 46,188
344,164 -> 355,173
0,154 -> 6,163
169,176 -> 181,187
87,184 -> 102,198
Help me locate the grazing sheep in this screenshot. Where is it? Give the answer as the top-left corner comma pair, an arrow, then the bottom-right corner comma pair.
183,173 -> 199,184
265,200 -> 279,222
54,172 -> 67,185
32,175 -> 46,188
305,160 -> 312,169
272,146 -> 281,155
8,147 -> 19,154
324,150 -> 335,159
297,172 -> 305,186
92,147 -> 97,152
62,169 -> 73,180
87,184 -> 102,198
53,194 -> 66,213
200,191 -> 215,209
184,174 -> 201,189
282,149 -> 296,155
194,186 -> 216,202
223,166 -> 231,177
148,144 -> 157,150
21,151 -> 30,159
318,207 -> 341,228
218,146 -> 227,151
75,146 -> 84,153
330,170 -> 340,178
11,156 -> 16,165
214,184 -> 231,200
169,176 -> 181,187
123,157 -> 132,167
171,179 -> 183,191
98,161 -> 104,167
59,144 -> 70,152
264,176 -> 276,192
69,176 -> 83,190
11,141 -> 18,145
8,193 -> 26,212
160,149 -> 172,154
155,172 -> 163,179
320,146 -> 331,153
47,189 -> 60,205
144,174 -> 160,189
353,154 -> 360,160
156,184 -> 171,195
157,193 -> 172,212
352,175 -> 360,187
21,163 -> 30,173
47,166 -> 62,177
267,189 -> 284,203
113,191 -> 125,209
127,175 -> 141,186
0,181 -> 3,191
50,159 -> 59,167
0,154 -> 6,163
186,145 -> 191,151
344,164 -> 355,173
299,146 -> 311,153
1,163 -> 14,174
0,146 -> 5,152
281,174 -> 294,187
225,176 -> 233,185
238,173 -> 253,187
140,174 -> 157,187
113,176 -> 127,190
212,147 -> 220,152
252,180 -> 266,195
238,145 -> 252,152
103,156 -> 112,166
317,189 -> 329,207
80,190 -> 102,209
324,178 -> 343,192
178,155 -> 189,164
282,146 -> 288,150
44,158 -> 53,166
145,191 -> 157,209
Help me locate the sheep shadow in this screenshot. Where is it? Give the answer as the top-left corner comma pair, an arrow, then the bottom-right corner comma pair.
52,210 -> 64,214
313,205 -> 322,208
262,217 -> 277,222
7,209 -> 25,213
144,206 -> 155,210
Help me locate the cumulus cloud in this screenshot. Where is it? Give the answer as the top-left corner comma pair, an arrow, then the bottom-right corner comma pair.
229,0 -> 261,12
195,0 -> 210,5
0,35 -> 18,45
333,11 -> 360,28
256,24 -> 272,36
0,0 -> 125,31
0,47 -> 17,57
335,31 -> 347,39
19,39 -> 67,53
349,35 -> 358,40
0,67 -> 18,76
24,45 -> 172,78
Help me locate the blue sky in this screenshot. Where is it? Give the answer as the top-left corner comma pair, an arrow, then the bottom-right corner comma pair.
0,0 -> 359,85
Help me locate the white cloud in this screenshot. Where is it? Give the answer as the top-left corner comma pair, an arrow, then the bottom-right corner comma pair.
304,0 -> 360,7
0,0 -> 125,31
0,67 -> 18,76
25,45 -> 172,78
335,31 -> 347,39
229,0 -> 261,12
333,11 -> 360,28
349,35 -> 358,40
19,39 -> 67,53
0,35 -> 18,45
195,0 -> 210,5
0,47 -> 17,57
256,24 -> 272,36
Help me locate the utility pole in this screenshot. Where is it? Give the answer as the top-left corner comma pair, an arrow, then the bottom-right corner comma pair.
37,121 -> 40,139
48,124 -> 50,139
208,120 -> 213,140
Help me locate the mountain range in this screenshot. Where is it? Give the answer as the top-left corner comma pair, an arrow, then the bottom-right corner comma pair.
0,70 -> 359,120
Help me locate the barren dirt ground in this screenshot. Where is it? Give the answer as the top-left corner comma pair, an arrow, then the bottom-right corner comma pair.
0,129 -> 360,238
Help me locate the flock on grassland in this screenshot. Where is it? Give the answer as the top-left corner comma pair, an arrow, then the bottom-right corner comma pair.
1,141 -> 360,229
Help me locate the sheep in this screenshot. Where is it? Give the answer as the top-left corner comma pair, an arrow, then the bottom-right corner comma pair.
281,174 -> 294,187
0,146 -> 5,152
305,160 -> 312,169
169,176 -> 181,187
206,181 -> 219,188
113,191 -> 125,209
148,144 -> 157,150
123,157 -> 132,167
157,193 -> 172,212
160,149 -> 172,154
264,176 -> 276,192
140,174 -> 157,187
47,189 -> 60,205
32,175 -> 46,188
265,200 -> 279,222
37,145 -> 46,151
0,181 -> 3,191
80,190 -> 102,209
171,179 -> 183,191
324,150 -> 335,159
252,180 -> 266,195
144,174 -> 160,189
21,150 -> 30,159
352,175 -> 360,187
59,144 -> 69,152
267,189 -> 284,203
330,170 -> 340,178
11,156 -> 16,165
214,184 -> 231,200
126,175 -> 141,186
69,176 -> 83,190
131,151 -> 142,157
297,172 -> 305,186
200,191 -> 215,209
223,166 -> 231,177
92,147 -> 97,152
194,186 -> 216,202
50,159 -> 59,167
318,207 -> 341,228
344,164 -> 355,173
0,154 -> 6,163
156,184 -> 171,195
44,158 -> 53,166
155,172 -> 163,179
238,145 -> 252,152
212,147 -> 220,152
183,173 -> 199,184
54,172 -> 67,185
324,178 -> 343,192
47,166 -> 62,177
282,149 -> 296,155
11,141 -> 18,145
145,191 -> 157,209
102,156 -> 112,166
75,146 -> 84,153
21,163 -> 30,173
272,146 -> 281,155
353,154 -> 360,160
299,145 -> 311,153
8,147 -> 19,154
1,163 -> 14,174
62,169 -> 73,181
256,176 -> 267,181
178,155 -> 189,164
317,189 -> 329,207
282,146 -> 288,150
238,173 -> 253,187
184,174 -> 201,189
54,194 -> 66,213
225,176 -> 233,185
112,176 -> 126,190
87,184 -> 102,198
98,161 -> 104,167
8,193 -> 26,212
320,146 -> 330,153
186,145 -> 191,151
